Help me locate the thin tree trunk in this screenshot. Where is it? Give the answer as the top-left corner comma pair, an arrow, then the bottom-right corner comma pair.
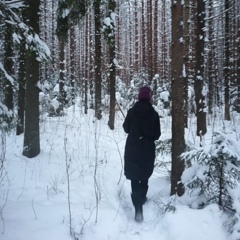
141,0 -> 146,69
207,0 -> 215,115
17,30 -> 26,135
134,0 -> 139,72
84,14 -> 89,114
108,45 -> 116,130
51,0 -> 56,72
224,0 -> 230,120
59,39 -> 66,106
107,0 -> 116,130
94,0 -> 102,120
70,25 -> 76,105
237,9 -> 240,113
89,12 -> 94,109
4,23 -> 14,111
153,0 -> 158,77
195,0 -> 207,138
147,0 -> 153,83
183,0 -> 189,128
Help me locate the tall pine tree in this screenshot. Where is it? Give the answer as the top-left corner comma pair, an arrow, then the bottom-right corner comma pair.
23,0 -> 41,158
103,0 -> 116,129
171,0 -> 185,196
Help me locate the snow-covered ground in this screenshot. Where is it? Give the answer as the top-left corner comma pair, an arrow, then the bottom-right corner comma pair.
0,103 -> 230,240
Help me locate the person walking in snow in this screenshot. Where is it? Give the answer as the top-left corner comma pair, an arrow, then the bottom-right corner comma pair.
123,86 -> 161,222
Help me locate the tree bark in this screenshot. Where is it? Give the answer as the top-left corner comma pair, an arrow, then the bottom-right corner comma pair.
59,39 -> 66,106
171,0 -> 185,197
4,22 -> 14,112
16,29 -> 26,135
141,0 -> 146,69
194,0 -> 207,137
134,0 -> 139,72
108,45 -> 116,130
70,25 -> 76,105
207,0 -> 215,115
84,14 -> 89,115
107,0 -> 116,130
183,0 -> 189,128
224,0 -> 230,120
23,0 -> 41,158
94,0 -> 102,120
147,0 -> 153,83
153,0 -> 158,77
237,8 -> 240,113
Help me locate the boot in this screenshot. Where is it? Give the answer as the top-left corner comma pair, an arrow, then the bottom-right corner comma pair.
131,193 -> 143,222
135,204 -> 143,222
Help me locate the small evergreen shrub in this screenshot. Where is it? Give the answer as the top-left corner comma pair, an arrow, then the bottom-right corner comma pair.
181,131 -> 240,210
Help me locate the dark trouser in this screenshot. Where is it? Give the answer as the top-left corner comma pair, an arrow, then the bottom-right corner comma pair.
131,180 -> 148,202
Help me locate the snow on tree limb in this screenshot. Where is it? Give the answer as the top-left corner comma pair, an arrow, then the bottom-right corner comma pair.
0,63 -> 14,85
0,0 -> 50,61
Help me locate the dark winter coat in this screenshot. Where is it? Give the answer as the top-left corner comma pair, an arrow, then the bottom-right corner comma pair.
123,100 -> 161,181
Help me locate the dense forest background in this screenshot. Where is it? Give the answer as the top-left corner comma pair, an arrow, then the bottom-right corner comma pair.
0,0 -> 240,239
0,0 -> 240,224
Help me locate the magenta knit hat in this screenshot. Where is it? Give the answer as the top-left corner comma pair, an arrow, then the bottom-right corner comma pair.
138,86 -> 152,102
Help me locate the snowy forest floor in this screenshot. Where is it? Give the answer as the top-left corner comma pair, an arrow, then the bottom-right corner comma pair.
1,100 -> 235,240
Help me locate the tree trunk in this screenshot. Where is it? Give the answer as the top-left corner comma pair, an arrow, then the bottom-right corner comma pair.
70,25 -> 76,105
183,0 -> 189,128
4,23 -> 14,112
94,0 -> 102,120
134,0 -> 139,72
59,39 -> 66,106
108,45 -> 116,130
147,0 -> 153,83
224,0 -> 230,120
207,0 -> 215,115
160,0 -> 170,84
171,0 -> 185,197
141,0 -> 146,69
194,0 -> 207,138
237,14 -> 240,113
51,0 -> 56,74
153,0 -> 158,77
23,0 -> 41,158
16,29 -> 26,135
89,13 -> 94,109
107,0 -> 116,130
84,14 -> 89,115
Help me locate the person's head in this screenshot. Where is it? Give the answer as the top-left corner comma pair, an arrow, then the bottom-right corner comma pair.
138,86 -> 152,102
